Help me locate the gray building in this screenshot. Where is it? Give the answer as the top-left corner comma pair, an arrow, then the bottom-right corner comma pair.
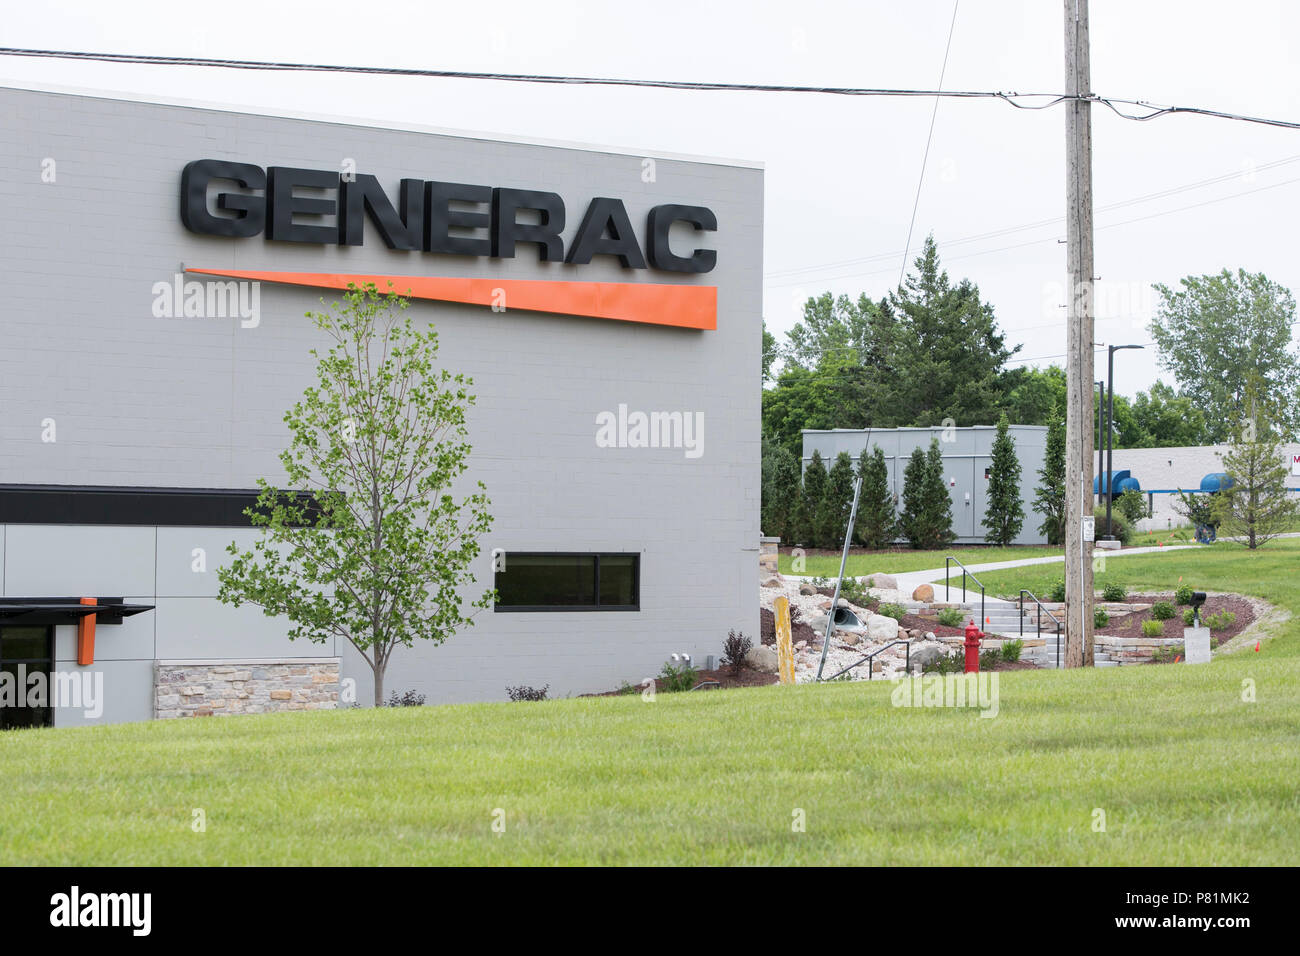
1107,443 -> 1300,532
801,426 -> 1050,545
0,83 -> 762,726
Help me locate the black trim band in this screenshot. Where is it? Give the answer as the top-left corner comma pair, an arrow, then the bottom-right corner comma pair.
0,484 -> 314,527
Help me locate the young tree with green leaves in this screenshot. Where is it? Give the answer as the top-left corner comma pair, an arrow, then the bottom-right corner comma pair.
982,414 -> 1024,545
817,452 -> 857,549
1034,401 -> 1067,544
1211,385 -> 1299,549
217,283 -> 494,706
796,449 -> 828,547
855,445 -> 896,549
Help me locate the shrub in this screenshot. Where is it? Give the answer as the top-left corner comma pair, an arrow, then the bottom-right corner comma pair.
1151,601 -> 1175,620
1094,607 -> 1110,629
658,657 -> 699,693
1141,619 -> 1164,637
1151,645 -> 1181,663
1101,581 -> 1127,602
1093,508 -> 1132,545
1182,606 -> 1197,626
505,684 -> 549,702
878,602 -> 907,621
1205,610 -> 1237,632
923,650 -> 964,675
979,647 -> 1001,670
720,629 -> 753,673
1175,584 -> 1196,606
936,607 -> 965,628
1000,638 -> 1023,663
386,689 -> 427,707
1116,487 -> 1148,525
838,576 -> 870,606
1049,578 -> 1067,603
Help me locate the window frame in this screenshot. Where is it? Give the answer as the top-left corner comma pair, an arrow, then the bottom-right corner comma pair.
0,624 -> 55,730
492,551 -> 641,613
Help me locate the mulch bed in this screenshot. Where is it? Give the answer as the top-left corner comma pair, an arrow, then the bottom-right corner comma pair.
760,606 -> 821,648
1099,592 -> 1255,646
582,665 -> 778,697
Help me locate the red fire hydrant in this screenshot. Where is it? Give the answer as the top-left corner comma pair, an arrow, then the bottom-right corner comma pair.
964,619 -> 985,674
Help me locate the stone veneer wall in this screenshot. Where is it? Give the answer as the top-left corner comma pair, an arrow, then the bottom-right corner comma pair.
759,536 -> 780,576
154,658 -> 341,718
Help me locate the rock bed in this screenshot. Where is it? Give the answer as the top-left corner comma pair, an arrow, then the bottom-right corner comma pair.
757,575 -> 953,683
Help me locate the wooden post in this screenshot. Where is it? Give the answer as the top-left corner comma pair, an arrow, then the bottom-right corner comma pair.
774,596 -> 795,685
1064,0 -> 1096,666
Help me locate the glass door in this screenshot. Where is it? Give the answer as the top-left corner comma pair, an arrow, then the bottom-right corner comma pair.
0,625 -> 55,730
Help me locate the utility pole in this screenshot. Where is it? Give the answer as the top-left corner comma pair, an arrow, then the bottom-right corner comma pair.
1063,0 -> 1095,667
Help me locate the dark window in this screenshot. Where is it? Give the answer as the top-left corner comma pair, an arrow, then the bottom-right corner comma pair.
495,553 -> 639,611
0,626 -> 55,730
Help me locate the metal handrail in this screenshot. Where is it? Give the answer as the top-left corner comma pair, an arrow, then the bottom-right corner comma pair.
1019,589 -> 1064,670
821,639 -> 911,682
944,556 -> 986,628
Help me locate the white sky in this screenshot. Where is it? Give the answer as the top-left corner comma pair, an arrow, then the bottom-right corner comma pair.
4,0 -> 1298,398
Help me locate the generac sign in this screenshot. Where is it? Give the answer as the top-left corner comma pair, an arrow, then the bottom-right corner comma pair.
179,160 -> 718,329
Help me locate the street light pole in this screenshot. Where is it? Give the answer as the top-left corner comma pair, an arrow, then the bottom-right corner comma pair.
1104,344 -> 1145,539
1096,379 -> 1105,508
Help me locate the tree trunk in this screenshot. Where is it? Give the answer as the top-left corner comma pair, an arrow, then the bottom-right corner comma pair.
373,652 -> 385,707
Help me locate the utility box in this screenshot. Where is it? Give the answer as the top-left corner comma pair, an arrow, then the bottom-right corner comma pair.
1184,626 -> 1212,664
801,425 -> 1049,545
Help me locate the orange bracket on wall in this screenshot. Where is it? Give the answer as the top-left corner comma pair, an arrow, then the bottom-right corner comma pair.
77,597 -> 97,666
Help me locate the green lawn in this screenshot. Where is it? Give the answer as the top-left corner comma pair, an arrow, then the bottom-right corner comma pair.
943,537 -> 1300,607
777,543 -> 1062,577
3,536 -> 1298,865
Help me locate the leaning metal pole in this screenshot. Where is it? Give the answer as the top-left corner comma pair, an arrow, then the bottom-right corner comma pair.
816,473 -> 864,681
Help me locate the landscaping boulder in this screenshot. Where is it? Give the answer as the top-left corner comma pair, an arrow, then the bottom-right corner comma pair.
912,583 -> 935,602
799,584 -> 816,596
867,615 -> 898,642
761,576 -> 783,588
807,613 -> 830,634
837,631 -> 862,646
868,572 -> 899,591
745,644 -> 779,674
910,644 -> 948,671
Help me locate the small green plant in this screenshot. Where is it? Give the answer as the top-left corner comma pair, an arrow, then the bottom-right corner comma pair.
979,647 -> 1002,670
936,607 -> 965,628
1049,578 -> 1067,603
1175,584 -> 1196,606
879,602 -> 907,621
1151,644 -> 1181,663
616,681 -> 640,696
1141,619 -> 1164,637
1182,606 -> 1197,626
658,657 -> 699,693
999,638 -> 1023,663
922,651 -> 964,675
1151,601 -> 1175,620
386,689 -> 427,707
1101,581 -> 1127,602
1094,607 -> 1110,629
1205,610 -> 1237,632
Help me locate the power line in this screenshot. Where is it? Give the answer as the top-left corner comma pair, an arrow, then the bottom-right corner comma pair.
898,0 -> 960,290
765,152 -> 1300,283
1,47 -> 1298,129
765,173 -> 1300,289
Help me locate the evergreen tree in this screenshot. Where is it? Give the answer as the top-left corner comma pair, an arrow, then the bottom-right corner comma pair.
760,439 -> 801,542
982,413 -> 1024,545
898,446 -> 930,549
1034,401 -> 1067,544
817,452 -> 857,549
923,437 -> 957,549
899,439 -> 956,550
855,445 -> 897,549
797,450 -> 828,547
1211,382 -> 1300,548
